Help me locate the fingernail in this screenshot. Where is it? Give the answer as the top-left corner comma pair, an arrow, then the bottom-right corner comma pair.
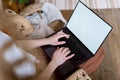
69,50 -> 71,53
66,47 -> 69,49
67,35 -> 70,38
64,41 -> 66,43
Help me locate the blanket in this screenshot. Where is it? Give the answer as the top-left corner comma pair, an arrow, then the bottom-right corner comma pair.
25,2 -> 66,39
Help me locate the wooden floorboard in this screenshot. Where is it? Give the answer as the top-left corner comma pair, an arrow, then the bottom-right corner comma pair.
61,9 -> 120,80
90,9 -> 120,80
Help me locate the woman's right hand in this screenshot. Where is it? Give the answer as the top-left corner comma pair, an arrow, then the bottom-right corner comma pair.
47,31 -> 70,46
51,47 -> 75,67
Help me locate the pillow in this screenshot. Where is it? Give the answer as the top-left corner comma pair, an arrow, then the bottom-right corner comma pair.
20,2 -> 66,32
0,31 -> 39,79
2,9 -> 33,40
19,3 -> 43,17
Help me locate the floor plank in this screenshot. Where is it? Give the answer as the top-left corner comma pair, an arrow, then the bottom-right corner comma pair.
90,9 -> 120,80
61,9 -> 120,80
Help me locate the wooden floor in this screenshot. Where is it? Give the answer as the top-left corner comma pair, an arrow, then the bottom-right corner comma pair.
90,9 -> 120,80
62,9 -> 120,80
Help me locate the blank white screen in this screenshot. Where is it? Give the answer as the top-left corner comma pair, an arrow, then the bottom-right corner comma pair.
67,2 -> 112,54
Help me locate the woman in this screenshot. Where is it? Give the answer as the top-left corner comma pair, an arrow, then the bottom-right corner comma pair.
16,31 -> 75,80
0,0 -> 74,80
0,30 -> 74,80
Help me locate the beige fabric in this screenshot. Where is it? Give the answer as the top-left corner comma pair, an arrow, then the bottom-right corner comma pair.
0,0 -> 3,30
21,2 -> 66,39
2,9 -> 33,40
0,31 -> 40,79
19,3 -> 43,17
48,20 -> 65,31
26,18 -> 54,39
66,69 -> 91,80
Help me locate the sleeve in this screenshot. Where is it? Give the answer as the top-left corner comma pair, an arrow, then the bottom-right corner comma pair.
0,31 -> 25,64
0,31 -> 37,79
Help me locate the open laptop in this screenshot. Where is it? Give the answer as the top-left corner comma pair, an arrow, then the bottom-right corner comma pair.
42,0 -> 112,79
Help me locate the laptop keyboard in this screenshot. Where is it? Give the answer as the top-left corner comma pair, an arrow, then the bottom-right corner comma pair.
58,36 -> 88,66
57,28 -> 93,66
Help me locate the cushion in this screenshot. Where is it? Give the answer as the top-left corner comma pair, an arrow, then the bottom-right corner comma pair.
2,9 -> 33,40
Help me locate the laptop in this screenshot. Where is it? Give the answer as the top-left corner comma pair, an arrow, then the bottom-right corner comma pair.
42,0 -> 112,79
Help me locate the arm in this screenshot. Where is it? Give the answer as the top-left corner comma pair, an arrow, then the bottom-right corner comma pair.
37,61 -> 57,80
15,38 -> 49,50
16,31 -> 69,50
37,47 -> 75,80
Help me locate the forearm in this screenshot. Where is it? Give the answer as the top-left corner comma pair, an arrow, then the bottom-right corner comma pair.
37,61 -> 58,80
15,31 -> 69,50
15,38 -> 50,50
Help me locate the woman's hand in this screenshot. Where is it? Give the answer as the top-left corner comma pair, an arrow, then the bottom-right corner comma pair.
51,47 -> 75,67
47,30 -> 69,46
37,47 -> 74,80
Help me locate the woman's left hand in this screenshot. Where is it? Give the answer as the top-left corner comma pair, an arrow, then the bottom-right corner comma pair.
51,47 -> 75,67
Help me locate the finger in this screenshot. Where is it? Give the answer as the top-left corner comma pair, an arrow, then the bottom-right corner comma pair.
64,50 -> 71,56
65,54 -> 75,61
55,47 -> 62,52
59,47 -> 64,51
57,41 -> 66,45
58,31 -> 66,35
57,30 -> 63,36
57,34 -> 69,39
56,47 -> 60,50
62,47 -> 69,53
58,30 -> 68,36
57,31 -> 70,38
58,30 -> 63,34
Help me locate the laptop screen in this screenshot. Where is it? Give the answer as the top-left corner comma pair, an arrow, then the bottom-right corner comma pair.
67,1 -> 112,54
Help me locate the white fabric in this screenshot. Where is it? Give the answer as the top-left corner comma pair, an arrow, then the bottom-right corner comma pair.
0,31 -> 39,78
25,2 -> 66,39
42,2 -> 66,24
0,31 -> 24,64
26,14 -> 55,39
0,31 -> 12,48
13,61 -> 36,79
